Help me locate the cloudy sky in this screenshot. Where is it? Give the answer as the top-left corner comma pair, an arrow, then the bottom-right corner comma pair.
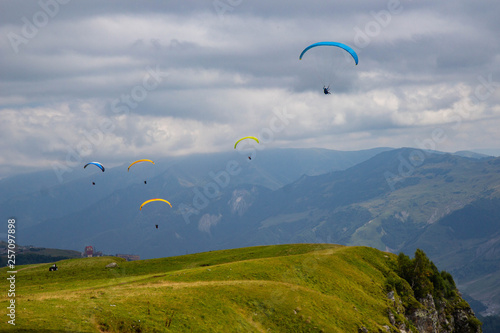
1,0 -> 499,178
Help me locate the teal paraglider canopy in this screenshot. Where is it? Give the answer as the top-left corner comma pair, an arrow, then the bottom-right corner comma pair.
299,42 -> 358,65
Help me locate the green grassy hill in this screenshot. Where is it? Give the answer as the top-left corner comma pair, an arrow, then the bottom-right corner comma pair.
0,244 -> 479,332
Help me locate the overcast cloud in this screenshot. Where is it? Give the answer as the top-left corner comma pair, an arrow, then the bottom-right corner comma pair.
1,0 -> 499,179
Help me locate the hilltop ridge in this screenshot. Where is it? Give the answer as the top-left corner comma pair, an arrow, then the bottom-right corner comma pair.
1,244 -> 481,332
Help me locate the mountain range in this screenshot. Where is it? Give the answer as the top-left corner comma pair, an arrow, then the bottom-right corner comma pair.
2,146 -> 500,316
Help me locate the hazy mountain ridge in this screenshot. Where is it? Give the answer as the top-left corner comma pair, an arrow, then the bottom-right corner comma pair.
234,149 -> 500,248
0,147 -> 390,229
7,148 -> 386,253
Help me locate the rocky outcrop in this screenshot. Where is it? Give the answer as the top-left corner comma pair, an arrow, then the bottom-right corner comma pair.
406,294 -> 439,332
105,262 -> 118,268
387,249 -> 483,332
388,292 -> 482,332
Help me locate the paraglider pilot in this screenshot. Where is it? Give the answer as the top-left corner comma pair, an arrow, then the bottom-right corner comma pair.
323,85 -> 331,95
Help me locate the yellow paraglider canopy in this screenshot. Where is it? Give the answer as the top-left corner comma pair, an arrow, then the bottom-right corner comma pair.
139,198 -> 172,210
128,159 -> 155,171
234,136 -> 259,149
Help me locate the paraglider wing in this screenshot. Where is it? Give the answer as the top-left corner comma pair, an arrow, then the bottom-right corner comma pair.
127,159 -> 155,172
234,136 -> 259,149
84,162 -> 105,172
299,42 -> 358,65
139,198 -> 172,210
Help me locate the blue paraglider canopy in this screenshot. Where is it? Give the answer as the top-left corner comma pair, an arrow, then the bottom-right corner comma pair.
83,162 -> 105,172
299,42 -> 358,65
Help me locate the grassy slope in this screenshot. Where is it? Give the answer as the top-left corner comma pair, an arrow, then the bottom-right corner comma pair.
1,244 -> 399,332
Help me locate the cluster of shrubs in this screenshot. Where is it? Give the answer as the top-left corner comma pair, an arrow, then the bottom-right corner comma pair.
394,249 -> 458,301
384,248 -> 465,313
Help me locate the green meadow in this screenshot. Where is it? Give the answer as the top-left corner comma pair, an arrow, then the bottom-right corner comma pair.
2,244 -> 400,332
